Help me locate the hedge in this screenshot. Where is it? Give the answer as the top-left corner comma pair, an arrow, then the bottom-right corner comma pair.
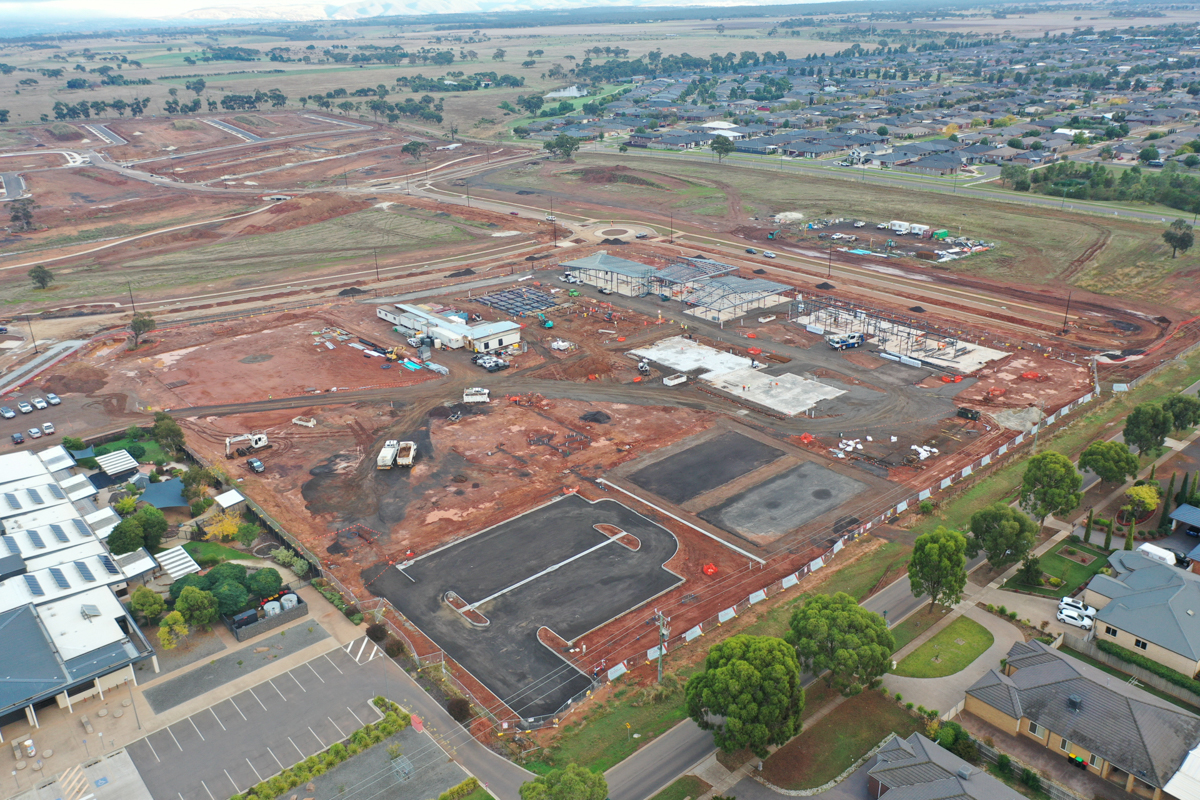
1095,639 -> 1200,699
227,697 -> 410,800
440,777 -> 482,800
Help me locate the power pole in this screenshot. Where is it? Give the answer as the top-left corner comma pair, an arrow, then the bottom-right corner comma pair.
656,611 -> 669,684
374,248 -> 380,282
127,282 -> 136,314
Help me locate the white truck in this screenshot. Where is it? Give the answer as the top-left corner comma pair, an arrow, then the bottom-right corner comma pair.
395,441 -> 416,467
1137,542 -> 1181,567
377,440 -> 400,469
825,332 -> 866,350
463,388 -> 490,404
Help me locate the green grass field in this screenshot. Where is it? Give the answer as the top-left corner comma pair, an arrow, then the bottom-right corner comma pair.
890,605 -> 952,652
649,775 -> 711,800
1003,539 -> 1109,598
183,540 -> 259,565
893,616 -> 994,678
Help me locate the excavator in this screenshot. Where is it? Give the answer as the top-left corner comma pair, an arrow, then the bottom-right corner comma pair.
225,432 -> 271,459
384,347 -> 404,362
537,313 -> 554,329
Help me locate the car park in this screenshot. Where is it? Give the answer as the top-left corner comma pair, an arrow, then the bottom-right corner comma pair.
1057,608 -> 1093,630
247,457 -> 265,473
46,393 -> 61,405
1058,597 -> 1096,617
41,422 -> 55,435
11,432 -> 23,445
31,397 -> 47,410
17,402 -> 32,414
0,407 -> 14,419
27,427 -> 42,439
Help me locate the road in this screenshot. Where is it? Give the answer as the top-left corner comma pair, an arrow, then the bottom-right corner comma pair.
202,117 -> 268,143
0,171 -> 24,201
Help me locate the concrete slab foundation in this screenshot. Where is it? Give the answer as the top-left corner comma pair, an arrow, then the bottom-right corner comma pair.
629,336 -> 756,380
708,368 -> 846,416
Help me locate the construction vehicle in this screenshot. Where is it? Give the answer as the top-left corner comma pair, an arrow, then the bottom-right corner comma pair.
385,347 -> 404,362
767,229 -> 781,239
378,440 -> 417,469
568,289 -> 580,297
637,360 -> 651,375
225,433 -> 271,459
825,332 -> 866,350
537,313 -> 554,329
463,388 -> 490,404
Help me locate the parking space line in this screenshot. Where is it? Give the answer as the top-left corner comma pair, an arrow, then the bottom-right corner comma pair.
307,662 -> 326,683
324,652 -> 344,674
309,726 -> 326,748
190,716 -> 206,741
269,678 -> 287,701
289,671 -> 307,692
228,697 -> 248,720
288,736 -> 305,759
267,747 -> 284,771
201,779 -> 216,800
144,738 -> 161,763
328,716 -> 346,738
246,758 -> 263,783
167,726 -> 184,751
224,769 -> 239,792
347,705 -> 365,726
248,688 -> 268,711
354,639 -> 368,663
210,707 -> 227,731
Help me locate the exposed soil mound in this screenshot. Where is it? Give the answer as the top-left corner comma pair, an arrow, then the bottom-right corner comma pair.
562,355 -> 616,380
568,166 -> 664,189
256,195 -> 371,233
338,287 -> 367,297
42,365 -> 108,395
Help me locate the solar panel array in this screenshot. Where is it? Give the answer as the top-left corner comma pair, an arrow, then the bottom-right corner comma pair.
27,530 -> 46,549
48,567 -> 70,590
3,493 -> 18,511
23,574 -> 44,597
75,561 -> 96,582
2,537 -> 18,555
50,524 -> 69,543
99,554 -> 119,575
48,485 -> 65,500
72,519 -> 91,537
475,288 -> 558,316
26,488 -> 43,505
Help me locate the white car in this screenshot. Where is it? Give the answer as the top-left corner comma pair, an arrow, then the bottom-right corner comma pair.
41,422 -> 55,435
1057,609 -> 1093,630
31,397 -> 48,410
1059,597 -> 1097,618
17,401 -> 33,414
45,393 -> 61,405
26,427 -> 42,440
762,251 -> 776,259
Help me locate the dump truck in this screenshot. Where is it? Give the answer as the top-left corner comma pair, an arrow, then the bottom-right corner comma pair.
825,332 -> 866,350
378,440 -> 417,469
463,388 -> 490,404
395,441 -> 416,466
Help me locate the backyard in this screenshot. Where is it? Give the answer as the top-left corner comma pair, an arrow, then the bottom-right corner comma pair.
893,616 -> 994,679
183,540 -> 260,566
1002,539 -> 1109,598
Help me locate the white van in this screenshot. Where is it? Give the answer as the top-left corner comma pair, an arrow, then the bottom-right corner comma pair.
1137,542 -> 1178,567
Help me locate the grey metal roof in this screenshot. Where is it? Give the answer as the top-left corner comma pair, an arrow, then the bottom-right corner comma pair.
967,640 -> 1200,788
1172,505 -> 1200,528
1088,557 -> 1200,659
560,251 -> 655,279
0,605 -> 69,717
870,733 -> 1023,800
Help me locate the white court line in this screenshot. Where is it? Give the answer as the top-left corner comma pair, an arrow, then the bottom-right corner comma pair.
289,671 -> 307,692
309,726 -> 326,748
210,708 -> 227,731
201,779 -> 216,800
288,736 -> 306,759
228,698 -> 247,720
268,679 -> 287,701
468,536 -> 623,610
190,717 -> 205,741
167,726 -> 183,751
307,662 -> 326,683
246,758 -> 263,782
327,716 -> 346,738
324,652 -> 344,674
354,639 -> 368,663
347,705 -> 365,726
224,769 -> 239,792
248,688 -> 268,711
267,747 -> 284,771
144,737 -> 160,762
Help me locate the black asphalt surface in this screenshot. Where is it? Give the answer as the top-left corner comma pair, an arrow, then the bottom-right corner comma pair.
628,431 -> 785,505
700,462 -> 868,541
128,641 -> 391,800
367,494 -> 681,718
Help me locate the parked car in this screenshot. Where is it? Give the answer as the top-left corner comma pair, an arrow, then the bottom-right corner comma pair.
1057,608 -> 1093,630
0,406 -> 14,420
41,422 -> 55,435
1058,597 -> 1097,618
635,232 -> 649,239
762,251 -> 776,259
17,401 -> 33,414
745,248 -> 757,254
31,397 -> 47,410
599,287 -> 614,295
11,432 -> 24,445
45,393 -> 61,406
27,427 -> 42,440
247,457 -> 265,473
509,211 -> 519,215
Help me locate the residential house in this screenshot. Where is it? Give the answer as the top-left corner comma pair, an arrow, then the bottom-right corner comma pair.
965,639 -> 1200,800
869,733 -> 1025,800
897,153 -> 963,175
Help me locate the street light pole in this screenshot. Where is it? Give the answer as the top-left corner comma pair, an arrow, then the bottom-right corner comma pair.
827,243 -> 833,278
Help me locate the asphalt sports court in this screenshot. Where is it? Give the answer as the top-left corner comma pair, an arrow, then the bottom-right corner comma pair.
699,462 -> 867,544
367,494 -> 682,718
627,431 -> 786,505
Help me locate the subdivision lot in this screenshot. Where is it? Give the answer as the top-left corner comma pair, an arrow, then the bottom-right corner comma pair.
627,431 -> 785,505
366,494 -> 682,718
699,462 -> 868,545
128,639 -> 388,800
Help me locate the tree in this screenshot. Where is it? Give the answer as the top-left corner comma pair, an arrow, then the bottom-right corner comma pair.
710,135 -> 736,162
62,436 -> 86,451
169,572 -> 209,601
716,24 -> 726,34
212,580 -> 250,616
876,125 -> 889,136
207,561 -> 248,587
175,585 -> 219,628
1124,484 -> 1161,520
786,592 -> 893,695
1160,474 -> 1177,532
157,610 -> 189,650
1007,138 -> 1026,150
130,312 -> 155,349
134,505 -> 168,551
1079,440 -> 1139,484
114,495 -> 137,516
1000,164 -> 1028,186
205,509 -> 241,542
1016,555 -> 1042,587
1163,219 -> 1195,258
1124,520 -> 1135,550
1083,508 -> 1094,544
9,198 -> 36,231
108,517 -> 144,555
130,585 -> 166,624
966,503 -> 1038,568
1124,402 -> 1174,455
687,635 -> 803,757
28,265 -> 54,289
235,522 -> 261,547
248,567 -> 283,598
185,78 -> 206,96
519,764 -> 607,800
1164,395 -> 1200,430
1138,145 -> 1160,163
152,412 -> 185,453
543,133 -> 581,160
1019,452 -> 1082,524
909,527 -> 968,609
618,143 -> 629,154
492,48 -> 506,61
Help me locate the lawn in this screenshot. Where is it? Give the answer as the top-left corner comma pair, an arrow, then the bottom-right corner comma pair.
649,775 -> 711,800
94,436 -> 167,464
893,616 -> 994,679
890,605 -> 952,652
183,540 -> 258,565
761,691 -> 922,790
1002,539 -> 1109,598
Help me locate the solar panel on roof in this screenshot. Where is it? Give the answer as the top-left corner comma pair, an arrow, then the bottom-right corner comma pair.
72,519 -> 91,537
27,530 -> 46,549
23,574 -> 44,596
2,537 -> 18,555
99,554 -> 119,575
26,488 -> 43,505
48,567 -> 70,590
75,561 -> 95,582
48,485 -> 65,500
3,493 -> 18,510
50,524 -> 69,543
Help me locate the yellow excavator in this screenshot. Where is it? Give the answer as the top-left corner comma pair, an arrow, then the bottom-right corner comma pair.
385,347 -> 404,362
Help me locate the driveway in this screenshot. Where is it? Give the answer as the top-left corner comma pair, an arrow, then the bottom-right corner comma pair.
731,760 -> 871,800
984,588 -> 1078,637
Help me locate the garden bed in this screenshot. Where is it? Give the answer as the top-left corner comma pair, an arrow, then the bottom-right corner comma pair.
1002,539 -> 1110,598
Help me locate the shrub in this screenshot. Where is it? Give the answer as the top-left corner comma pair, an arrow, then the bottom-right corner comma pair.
986,604 -> 994,613
1048,577 -> 1064,587
189,500 -> 207,517
927,709 -> 939,720
62,436 -> 86,451
1021,768 -> 1041,791
349,613 -> 364,625
1008,611 -> 1018,620
1064,547 -> 1076,555
385,639 -> 407,659
1068,534 -> 1081,543
128,443 -> 146,460
998,605 -> 1008,615
996,753 -> 1011,776
1096,639 -> 1200,698
439,778 -> 481,800
919,499 -> 934,515
906,702 -> 915,710
894,693 -> 902,703
366,623 -> 388,642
